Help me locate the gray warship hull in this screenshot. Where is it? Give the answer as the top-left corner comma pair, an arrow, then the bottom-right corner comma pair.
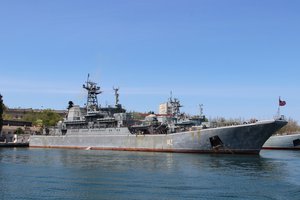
263,132 -> 300,150
30,119 -> 287,154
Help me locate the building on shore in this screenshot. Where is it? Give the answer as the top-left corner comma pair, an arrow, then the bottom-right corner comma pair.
1,108 -> 66,143
0,120 -> 36,143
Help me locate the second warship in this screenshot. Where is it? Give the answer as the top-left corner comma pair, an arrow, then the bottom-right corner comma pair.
29,76 -> 287,154
263,133 -> 300,150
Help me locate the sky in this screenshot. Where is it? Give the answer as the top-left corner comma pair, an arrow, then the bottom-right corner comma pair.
0,0 -> 299,122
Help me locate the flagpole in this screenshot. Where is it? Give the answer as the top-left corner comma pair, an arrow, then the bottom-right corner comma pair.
277,96 -> 281,119
279,96 -> 280,116
277,96 -> 286,120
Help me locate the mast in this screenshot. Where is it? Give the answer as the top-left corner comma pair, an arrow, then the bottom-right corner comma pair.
113,87 -> 120,107
168,92 -> 182,117
82,74 -> 102,113
199,104 -> 203,118
172,98 -> 182,117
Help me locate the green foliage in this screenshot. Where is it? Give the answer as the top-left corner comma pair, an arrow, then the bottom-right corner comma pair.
0,94 -> 3,133
3,113 -> 13,120
2,103 -> 7,112
35,119 -> 43,127
0,99 -> 3,116
15,127 -> 25,135
23,109 -> 62,127
131,112 -> 145,120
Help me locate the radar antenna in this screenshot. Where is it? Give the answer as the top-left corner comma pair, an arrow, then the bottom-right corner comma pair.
82,74 -> 102,113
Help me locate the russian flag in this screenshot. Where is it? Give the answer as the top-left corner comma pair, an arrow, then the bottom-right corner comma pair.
279,97 -> 286,106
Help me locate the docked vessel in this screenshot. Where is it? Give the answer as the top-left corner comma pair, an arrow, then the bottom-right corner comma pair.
263,133 -> 300,150
29,77 -> 287,154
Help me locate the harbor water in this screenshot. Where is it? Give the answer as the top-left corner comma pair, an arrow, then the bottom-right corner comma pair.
0,148 -> 299,200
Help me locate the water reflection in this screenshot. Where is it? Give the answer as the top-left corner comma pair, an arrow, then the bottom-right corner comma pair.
0,148 -> 292,178
1,148 -> 300,200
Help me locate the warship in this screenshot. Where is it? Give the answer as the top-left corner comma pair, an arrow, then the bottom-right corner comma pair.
29,76 -> 287,154
263,133 -> 300,150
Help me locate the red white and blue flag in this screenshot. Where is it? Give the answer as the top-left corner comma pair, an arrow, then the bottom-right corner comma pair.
279,97 -> 286,106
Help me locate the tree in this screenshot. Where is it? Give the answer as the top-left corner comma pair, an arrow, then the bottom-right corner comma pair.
275,118 -> 300,135
131,112 -> 145,120
3,113 -> 13,120
15,127 -> 25,135
23,109 -> 62,127
40,109 -> 62,127
0,94 -> 3,134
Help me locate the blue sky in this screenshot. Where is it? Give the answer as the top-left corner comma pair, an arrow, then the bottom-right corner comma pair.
0,0 -> 299,122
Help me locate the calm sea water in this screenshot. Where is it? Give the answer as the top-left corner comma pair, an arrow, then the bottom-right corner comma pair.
0,148 -> 299,200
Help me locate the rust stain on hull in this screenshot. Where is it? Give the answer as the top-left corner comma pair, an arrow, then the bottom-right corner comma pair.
30,146 -> 259,154
262,147 -> 300,150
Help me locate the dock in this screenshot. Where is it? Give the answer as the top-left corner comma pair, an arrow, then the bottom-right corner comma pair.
0,142 -> 29,148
